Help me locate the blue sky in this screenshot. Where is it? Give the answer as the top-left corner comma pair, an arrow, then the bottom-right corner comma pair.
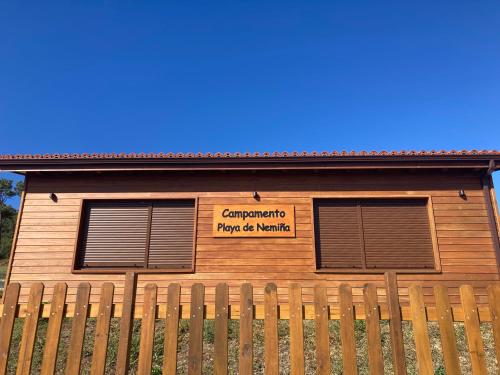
1,1 -> 499,205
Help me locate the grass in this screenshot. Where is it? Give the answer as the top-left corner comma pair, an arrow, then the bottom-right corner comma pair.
3,316 -> 498,374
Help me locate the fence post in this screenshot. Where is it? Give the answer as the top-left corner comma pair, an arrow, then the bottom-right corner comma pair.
16,283 -> 44,375
384,272 -> 406,375
116,272 -> 137,375
339,284 -> 357,375
214,283 -> 229,375
65,282 -> 91,375
138,284 -> 157,375
188,283 -> 205,375
164,283 -> 181,375
264,283 -> 279,375
460,285 -> 487,374
289,283 -> 304,375
239,283 -> 253,375
314,285 -> 331,375
40,282 -> 67,375
90,282 -> 115,375
0,283 -> 21,375
363,283 -> 384,375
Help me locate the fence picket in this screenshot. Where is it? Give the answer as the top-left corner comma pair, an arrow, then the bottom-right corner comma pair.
116,272 -> 137,375
314,285 -> 330,375
138,284 -> 157,375
90,282 -> 114,375
409,285 -> 433,375
363,284 -> 384,375
164,283 -> 181,375
239,283 -> 253,375
339,284 -> 357,375
65,283 -> 91,375
460,285 -> 488,375
434,285 -> 460,375
16,283 -> 43,375
384,272 -> 406,375
188,283 -> 204,375
487,285 -> 500,366
214,283 -> 228,375
40,282 -> 67,375
264,283 -> 279,375
0,283 -> 21,375
289,283 -> 305,375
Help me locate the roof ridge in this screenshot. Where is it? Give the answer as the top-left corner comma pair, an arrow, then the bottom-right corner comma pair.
1,149 -> 499,160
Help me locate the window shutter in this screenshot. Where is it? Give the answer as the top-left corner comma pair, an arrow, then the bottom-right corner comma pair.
361,199 -> 434,269
313,199 -> 364,268
79,202 -> 149,268
148,200 -> 195,269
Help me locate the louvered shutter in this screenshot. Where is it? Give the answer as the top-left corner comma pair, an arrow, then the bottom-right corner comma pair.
148,200 -> 195,269
314,199 -> 364,268
361,199 -> 434,269
79,202 -> 149,268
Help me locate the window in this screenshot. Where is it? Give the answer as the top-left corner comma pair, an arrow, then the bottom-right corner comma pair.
313,198 -> 435,271
76,200 -> 195,271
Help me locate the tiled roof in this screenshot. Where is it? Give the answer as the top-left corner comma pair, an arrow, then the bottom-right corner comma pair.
1,149 -> 499,160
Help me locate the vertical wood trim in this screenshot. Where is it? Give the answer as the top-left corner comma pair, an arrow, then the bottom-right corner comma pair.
264,283 -> 279,375
16,283 -> 43,375
434,285 -> 460,375
90,283 -> 114,375
363,284 -> 384,375
408,285 -> 433,375
357,204 -> 367,268
192,197 -> 199,272
65,282 -> 91,375
289,283 -> 305,375
487,285 -> 500,367
239,283 -> 253,375
0,283 -> 21,375
339,284 -> 357,375
384,272 -> 406,375
116,272 -> 137,375
483,176 -> 500,274
214,283 -> 228,375
314,285 -> 331,375
3,174 -> 27,294
188,283 -> 204,375
138,284 -> 157,375
71,199 -> 85,272
163,283 -> 181,375
144,204 -> 153,268
460,285 -> 488,375
426,196 -> 442,271
40,282 -> 67,375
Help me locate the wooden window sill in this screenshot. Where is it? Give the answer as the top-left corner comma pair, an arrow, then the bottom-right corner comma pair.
72,268 -> 194,274
315,268 -> 441,274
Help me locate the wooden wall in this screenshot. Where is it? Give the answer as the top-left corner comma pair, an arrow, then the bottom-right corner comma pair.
7,169 -> 500,305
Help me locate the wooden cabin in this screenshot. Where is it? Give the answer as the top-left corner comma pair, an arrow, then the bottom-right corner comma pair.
1,150 -> 499,306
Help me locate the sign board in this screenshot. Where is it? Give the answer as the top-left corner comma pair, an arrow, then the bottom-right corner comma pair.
213,205 -> 296,237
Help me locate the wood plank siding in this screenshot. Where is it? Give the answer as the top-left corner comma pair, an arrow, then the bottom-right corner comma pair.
7,169 -> 500,305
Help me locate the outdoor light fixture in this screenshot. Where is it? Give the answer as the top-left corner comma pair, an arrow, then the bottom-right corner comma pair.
459,189 -> 467,200
49,193 -> 58,202
253,191 -> 260,200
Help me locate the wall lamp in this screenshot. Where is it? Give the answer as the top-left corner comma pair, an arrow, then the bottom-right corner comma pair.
459,189 -> 467,200
49,193 -> 58,202
253,191 -> 260,201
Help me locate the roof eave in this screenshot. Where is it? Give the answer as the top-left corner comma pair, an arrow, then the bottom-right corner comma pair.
1,155 -> 499,173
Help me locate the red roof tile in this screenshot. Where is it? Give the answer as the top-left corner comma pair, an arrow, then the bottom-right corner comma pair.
0,149 -> 499,160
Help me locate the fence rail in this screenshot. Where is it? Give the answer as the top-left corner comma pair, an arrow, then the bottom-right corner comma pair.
0,272 -> 499,374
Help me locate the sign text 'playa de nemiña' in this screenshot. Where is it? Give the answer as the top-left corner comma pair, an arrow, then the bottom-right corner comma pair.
212,205 -> 296,237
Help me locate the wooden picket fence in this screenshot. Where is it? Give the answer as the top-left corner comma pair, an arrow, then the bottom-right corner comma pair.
0,272 -> 500,374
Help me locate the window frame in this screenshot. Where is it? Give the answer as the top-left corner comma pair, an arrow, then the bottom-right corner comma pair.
311,195 -> 441,274
72,197 -> 198,274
